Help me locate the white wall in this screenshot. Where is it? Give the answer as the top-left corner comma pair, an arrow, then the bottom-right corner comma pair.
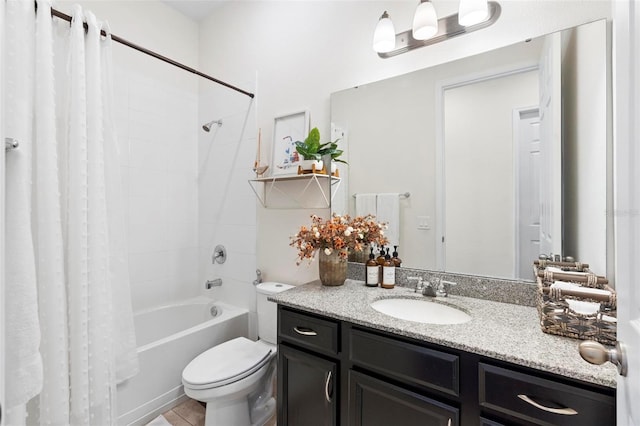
445,71 -> 539,278
59,0 -> 201,311
331,68 -> 436,270
562,20 -> 608,276
194,0 -> 610,285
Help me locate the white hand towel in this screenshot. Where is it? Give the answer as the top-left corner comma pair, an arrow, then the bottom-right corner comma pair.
355,193 -> 377,217
551,281 -> 611,297
377,193 -> 400,247
547,266 -> 589,275
566,300 -> 600,316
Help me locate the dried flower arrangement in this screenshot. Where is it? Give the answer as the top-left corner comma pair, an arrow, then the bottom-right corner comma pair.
290,214 -> 388,265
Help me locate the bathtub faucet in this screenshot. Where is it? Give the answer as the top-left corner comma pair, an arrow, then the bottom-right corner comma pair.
205,278 -> 223,289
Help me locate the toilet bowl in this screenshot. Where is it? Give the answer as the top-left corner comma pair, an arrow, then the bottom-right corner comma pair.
182,282 -> 293,426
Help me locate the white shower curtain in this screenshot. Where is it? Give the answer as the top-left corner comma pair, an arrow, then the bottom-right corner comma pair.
4,1 -> 139,424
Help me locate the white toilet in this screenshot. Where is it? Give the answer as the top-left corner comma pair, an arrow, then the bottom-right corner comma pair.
182,282 -> 293,426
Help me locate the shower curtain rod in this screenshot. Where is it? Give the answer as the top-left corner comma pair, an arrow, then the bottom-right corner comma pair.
49,6 -> 255,99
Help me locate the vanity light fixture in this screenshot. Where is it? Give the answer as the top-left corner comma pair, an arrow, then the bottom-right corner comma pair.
373,0 -> 501,58
458,0 -> 491,26
412,0 -> 438,41
373,11 -> 396,53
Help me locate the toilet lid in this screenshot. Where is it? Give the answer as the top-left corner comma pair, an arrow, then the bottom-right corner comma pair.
182,337 -> 273,390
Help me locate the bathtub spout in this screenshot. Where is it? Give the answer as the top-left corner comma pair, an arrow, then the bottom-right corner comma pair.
205,278 -> 223,289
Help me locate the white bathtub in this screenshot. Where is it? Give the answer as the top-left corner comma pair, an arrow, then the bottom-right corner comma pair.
116,297 -> 249,425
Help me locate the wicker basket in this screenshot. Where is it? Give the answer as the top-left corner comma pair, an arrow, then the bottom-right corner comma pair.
534,260 -> 617,346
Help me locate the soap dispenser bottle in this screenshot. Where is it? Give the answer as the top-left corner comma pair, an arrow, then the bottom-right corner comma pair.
391,245 -> 402,267
365,247 -> 380,287
376,245 -> 386,267
381,248 -> 396,289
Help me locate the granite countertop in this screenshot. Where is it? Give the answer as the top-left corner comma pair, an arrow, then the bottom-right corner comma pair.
270,279 -> 617,388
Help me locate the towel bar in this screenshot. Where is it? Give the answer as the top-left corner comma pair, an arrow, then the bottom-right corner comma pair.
352,192 -> 410,199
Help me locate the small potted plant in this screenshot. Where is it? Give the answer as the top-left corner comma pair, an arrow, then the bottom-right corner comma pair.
318,140 -> 347,176
295,127 -> 347,175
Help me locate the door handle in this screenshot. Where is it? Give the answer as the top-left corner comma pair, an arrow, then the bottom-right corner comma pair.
325,370 -> 333,403
293,326 -> 317,336
579,340 -> 627,376
517,394 -> 578,415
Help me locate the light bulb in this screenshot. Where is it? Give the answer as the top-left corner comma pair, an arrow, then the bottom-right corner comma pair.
373,11 -> 396,53
458,0 -> 489,26
412,0 -> 438,40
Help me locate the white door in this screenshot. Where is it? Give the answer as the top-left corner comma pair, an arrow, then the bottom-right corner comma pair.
612,2 -> 640,423
0,0 -> 6,419
515,108 -> 541,280
538,32 -> 562,258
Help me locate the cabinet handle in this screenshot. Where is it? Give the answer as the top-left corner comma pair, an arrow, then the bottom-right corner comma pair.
293,326 -> 317,336
517,394 -> 578,416
325,370 -> 333,403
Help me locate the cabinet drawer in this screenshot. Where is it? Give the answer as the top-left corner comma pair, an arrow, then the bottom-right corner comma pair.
349,328 -> 460,397
279,308 -> 339,356
479,363 -> 615,426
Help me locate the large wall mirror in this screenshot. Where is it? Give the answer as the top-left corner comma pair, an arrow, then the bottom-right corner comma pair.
330,19 -> 611,282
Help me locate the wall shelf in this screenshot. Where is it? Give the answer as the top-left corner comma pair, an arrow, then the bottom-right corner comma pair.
249,173 -> 341,209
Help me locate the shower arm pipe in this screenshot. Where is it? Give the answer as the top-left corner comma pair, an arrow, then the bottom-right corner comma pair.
48,6 -> 255,99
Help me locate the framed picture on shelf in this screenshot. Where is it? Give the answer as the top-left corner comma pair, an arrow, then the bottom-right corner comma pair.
271,110 -> 310,176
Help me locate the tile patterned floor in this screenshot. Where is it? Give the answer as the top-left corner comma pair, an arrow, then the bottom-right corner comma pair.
162,399 -> 205,426
160,398 -> 276,426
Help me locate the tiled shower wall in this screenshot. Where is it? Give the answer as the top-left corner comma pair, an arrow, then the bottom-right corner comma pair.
113,67 -> 200,312
198,81 -> 258,336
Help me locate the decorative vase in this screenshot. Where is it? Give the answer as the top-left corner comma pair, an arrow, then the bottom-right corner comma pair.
318,249 -> 348,286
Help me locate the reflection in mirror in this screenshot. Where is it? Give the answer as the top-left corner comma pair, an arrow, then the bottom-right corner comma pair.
330,19 -> 610,281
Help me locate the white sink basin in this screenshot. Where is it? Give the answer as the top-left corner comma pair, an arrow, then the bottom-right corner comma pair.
370,298 -> 472,325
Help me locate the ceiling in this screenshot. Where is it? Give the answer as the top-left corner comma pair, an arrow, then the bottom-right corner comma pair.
162,0 -> 226,22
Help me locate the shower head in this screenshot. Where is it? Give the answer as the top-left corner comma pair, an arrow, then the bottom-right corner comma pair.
202,119 -> 223,132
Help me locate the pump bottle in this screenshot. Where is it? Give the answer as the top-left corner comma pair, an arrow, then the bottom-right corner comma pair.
365,247 -> 380,287
381,248 -> 396,289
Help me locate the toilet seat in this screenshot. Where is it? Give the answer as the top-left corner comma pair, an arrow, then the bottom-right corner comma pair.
182,337 -> 273,390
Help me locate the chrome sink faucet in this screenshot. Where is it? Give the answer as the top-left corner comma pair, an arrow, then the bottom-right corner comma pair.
407,277 -> 437,297
436,279 -> 457,297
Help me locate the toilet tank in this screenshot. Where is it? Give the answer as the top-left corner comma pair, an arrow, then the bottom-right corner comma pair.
256,282 -> 294,344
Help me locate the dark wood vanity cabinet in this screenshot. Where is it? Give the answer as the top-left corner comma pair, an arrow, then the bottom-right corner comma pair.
277,308 -> 340,426
276,306 -> 615,426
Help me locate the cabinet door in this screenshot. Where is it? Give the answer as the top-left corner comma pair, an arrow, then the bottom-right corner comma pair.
349,370 -> 459,426
278,344 -> 337,426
